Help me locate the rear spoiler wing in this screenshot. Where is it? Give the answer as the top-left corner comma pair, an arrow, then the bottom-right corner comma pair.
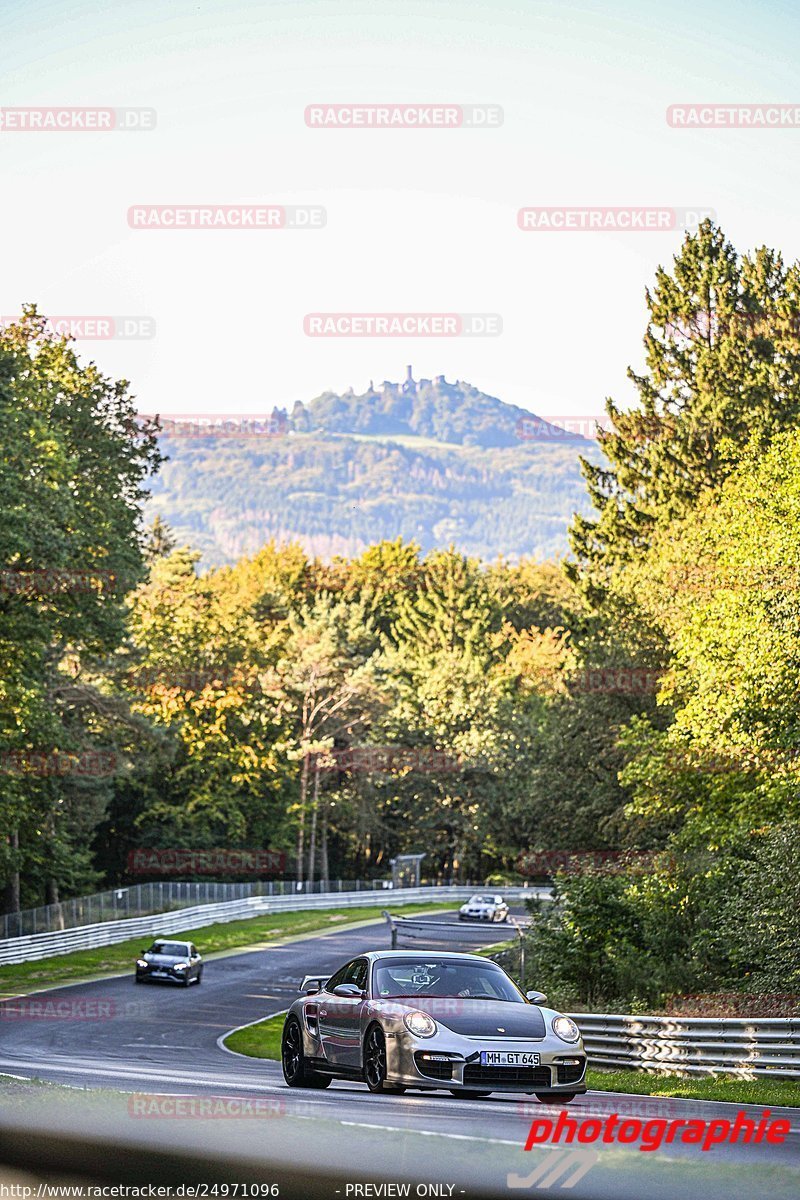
300,974 -> 329,994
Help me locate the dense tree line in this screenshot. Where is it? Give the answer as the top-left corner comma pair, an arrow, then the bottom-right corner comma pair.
527,220 -> 800,1009
2,221 -> 800,1018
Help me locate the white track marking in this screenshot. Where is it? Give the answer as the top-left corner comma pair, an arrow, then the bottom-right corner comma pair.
340,1120 -> 518,1145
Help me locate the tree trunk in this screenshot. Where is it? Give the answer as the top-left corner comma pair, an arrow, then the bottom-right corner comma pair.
45,876 -> 65,930
320,799 -> 329,889
295,751 -> 309,883
306,762 -> 320,886
3,830 -> 20,923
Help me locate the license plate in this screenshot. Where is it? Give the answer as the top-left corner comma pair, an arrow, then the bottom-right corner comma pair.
152,970 -> 168,977
480,1051 -> 540,1066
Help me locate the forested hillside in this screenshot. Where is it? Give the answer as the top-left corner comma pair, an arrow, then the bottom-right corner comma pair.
146,373 -> 600,564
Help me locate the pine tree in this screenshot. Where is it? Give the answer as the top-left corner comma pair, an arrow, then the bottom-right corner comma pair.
569,220 -> 800,597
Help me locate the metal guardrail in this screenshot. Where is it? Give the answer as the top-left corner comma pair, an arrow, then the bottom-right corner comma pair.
384,914 -> 535,947
571,1012 -> 800,1079
383,910 -> 538,986
0,878 -> 395,939
379,918 -> 800,1080
0,885 -> 539,966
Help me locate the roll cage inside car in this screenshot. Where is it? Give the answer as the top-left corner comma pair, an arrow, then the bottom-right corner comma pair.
315,955 -> 528,1003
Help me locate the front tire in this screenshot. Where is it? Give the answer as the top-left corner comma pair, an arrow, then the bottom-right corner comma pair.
282,1017 -> 332,1088
535,1092 -> 577,1105
364,1025 -> 392,1093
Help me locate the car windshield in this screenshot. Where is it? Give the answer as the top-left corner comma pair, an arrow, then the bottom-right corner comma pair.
373,959 -> 523,1001
148,943 -> 187,957
470,895 -> 497,904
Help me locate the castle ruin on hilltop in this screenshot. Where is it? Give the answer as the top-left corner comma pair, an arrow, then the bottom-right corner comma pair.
364,366 -> 448,398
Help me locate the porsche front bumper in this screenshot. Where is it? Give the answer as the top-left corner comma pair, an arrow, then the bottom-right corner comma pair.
384,1029 -> 587,1093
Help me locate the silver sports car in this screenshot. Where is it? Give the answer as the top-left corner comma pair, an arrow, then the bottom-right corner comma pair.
281,950 -> 586,1101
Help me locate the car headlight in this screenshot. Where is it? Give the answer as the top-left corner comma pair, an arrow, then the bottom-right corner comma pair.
173,962 -> 189,970
552,1016 -> 581,1043
404,1010 -> 437,1038
136,959 -> 148,969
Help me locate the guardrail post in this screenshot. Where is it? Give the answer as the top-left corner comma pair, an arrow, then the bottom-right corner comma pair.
382,910 -> 397,949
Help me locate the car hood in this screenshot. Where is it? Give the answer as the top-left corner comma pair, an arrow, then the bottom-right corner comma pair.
391,997 -> 547,1038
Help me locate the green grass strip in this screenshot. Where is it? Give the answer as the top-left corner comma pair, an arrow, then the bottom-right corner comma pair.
0,902 -> 454,994
225,1012 -> 287,1059
586,1067 -> 800,1107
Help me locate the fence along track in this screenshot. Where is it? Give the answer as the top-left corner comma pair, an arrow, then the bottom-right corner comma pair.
0,885 -> 541,965
5,892 -> 797,1080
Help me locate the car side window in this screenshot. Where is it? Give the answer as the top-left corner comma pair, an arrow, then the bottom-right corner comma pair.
190,945 -> 198,957
326,962 -> 353,992
347,958 -> 368,991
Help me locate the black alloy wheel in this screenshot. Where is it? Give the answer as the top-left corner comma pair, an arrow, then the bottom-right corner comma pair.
282,1017 -> 331,1088
364,1025 -> 391,1093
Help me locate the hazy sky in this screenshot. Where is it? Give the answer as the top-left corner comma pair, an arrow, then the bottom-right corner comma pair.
2,0 -> 799,422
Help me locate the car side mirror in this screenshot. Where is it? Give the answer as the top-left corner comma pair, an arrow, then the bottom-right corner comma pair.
526,990 -> 548,1005
305,983 -> 320,995
332,983 -> 365,998
140,949 -> 146,956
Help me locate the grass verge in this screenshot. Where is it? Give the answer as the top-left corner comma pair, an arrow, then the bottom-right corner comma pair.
225,1016 -> 800,1108
587,1067 -> 800,1107
224,1012 -> 287,1059
0,902 -> 454,994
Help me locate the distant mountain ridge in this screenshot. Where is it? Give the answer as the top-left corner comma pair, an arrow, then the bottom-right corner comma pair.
287,367 -> 589,449
146,370 -> 601,566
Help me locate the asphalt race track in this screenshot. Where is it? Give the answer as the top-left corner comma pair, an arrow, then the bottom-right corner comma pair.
0,911 -> 798,1199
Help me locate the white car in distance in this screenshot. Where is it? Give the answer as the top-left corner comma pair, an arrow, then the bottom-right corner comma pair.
458,894 -> 509,922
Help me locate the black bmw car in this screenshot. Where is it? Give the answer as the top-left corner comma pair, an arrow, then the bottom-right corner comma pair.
135,939 -> 203,986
